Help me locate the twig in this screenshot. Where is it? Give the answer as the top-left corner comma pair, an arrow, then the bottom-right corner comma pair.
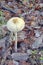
1,5 -> 16,13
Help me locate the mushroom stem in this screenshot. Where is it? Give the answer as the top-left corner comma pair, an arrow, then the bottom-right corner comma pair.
15,32 -> 17,52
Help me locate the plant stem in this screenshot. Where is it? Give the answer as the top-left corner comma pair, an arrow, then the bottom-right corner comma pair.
15,32 -> 17,52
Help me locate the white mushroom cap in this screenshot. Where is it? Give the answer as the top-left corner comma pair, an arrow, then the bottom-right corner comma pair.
7,17 -> 25,32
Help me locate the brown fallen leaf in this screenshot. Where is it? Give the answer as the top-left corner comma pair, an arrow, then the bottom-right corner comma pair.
8,60 -> 14,65
3,10 -> 11,20
19,61 -> 30,65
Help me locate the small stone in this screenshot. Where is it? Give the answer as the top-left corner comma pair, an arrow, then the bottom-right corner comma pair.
40,12 -> 43,16
13,60 -> 19,65
11,53 -> 29,61
34,30 -> 41,38
27,49 -> 32,54
32,35 -> 43,49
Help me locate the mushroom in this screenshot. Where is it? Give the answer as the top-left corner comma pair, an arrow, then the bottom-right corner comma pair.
7,17 -> 25,52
